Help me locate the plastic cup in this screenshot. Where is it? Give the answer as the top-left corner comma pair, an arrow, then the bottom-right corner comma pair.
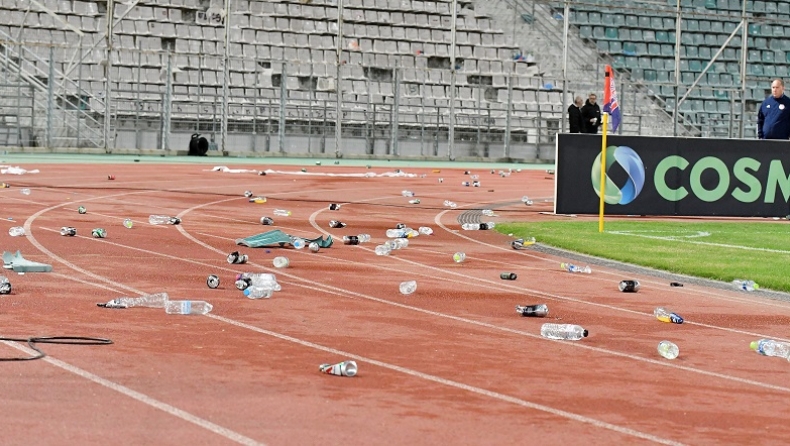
273,256 -> 290,268
123,219 -> 134,229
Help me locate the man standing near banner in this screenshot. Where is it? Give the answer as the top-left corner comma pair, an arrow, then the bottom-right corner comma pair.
582,93 -> 602,133
568,96 -> 584,133
757,78 -> 790,140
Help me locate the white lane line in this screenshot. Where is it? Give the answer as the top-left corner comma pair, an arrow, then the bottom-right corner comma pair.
208,314 -> 685,446
608,231 -> 790,254
0,340 -> 264,446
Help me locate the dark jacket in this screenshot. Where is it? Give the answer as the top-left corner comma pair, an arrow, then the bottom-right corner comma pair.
581,100 -> 602,134
568,104 -> 583,133
758,94 -> 790,139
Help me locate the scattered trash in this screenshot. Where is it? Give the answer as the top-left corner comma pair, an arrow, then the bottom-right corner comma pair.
236,230 -> 333,248
670,282 -> 684,287
0,166 -> 39,175
418,226 -> 433,235
60,226 -> 77,236
108,175 -> 116,180
401,190 -> 415,197
319,360 -> 358,377
500,272 -> 518,280
250,196 -> 267,203
657,340 -> 679,360
92,228 -> 106,238
540,323 -> 588,340
123,219 -> 134,229
511,237 -> 536,249
260,216 -> 274,225
444,200 -> 457,208
472,181 -> 481,187
292,238 -> 306,249
329,220 -> 346,228
516,304 -> 548,317
481,209 -> 496,217
315,161 -> 322,166
654,307 -> 684,324
227,251 -> 248,264
8,226 -> 25,237
20,188 -> 30,195
237,272 -> 281,299
462,181 -> 470,187
750,339 -> 790,359
560,262 -> 591,274
461,222 -> 494,230
386,228 -> 407,238
618,280 -> 640,292
78,206 -> 87,214
521,196 -> 534,206
308,242 -> 320,252
329,203 -> 341,210
98,292 -> 169,309
409,199 -> 421,204
165,300 -> 213,315
357,234 -> 371,243
243,190 -> 253,198
273,209 -> 291,217
395,223 -> 406,229
733,279 -> 759,292
438,178 -> 443,183
452,252 -> 466,263
207,275 -> 220,289
0,182 -> 8,188
0,275 -> 10,294
343,235 -> 360,245
386,238 -> 409,250
399,280 -> 417,295
149,215 -> 181,225
374,244 -> 391,256
273,256 -> 289,268
2,250 -> 53,272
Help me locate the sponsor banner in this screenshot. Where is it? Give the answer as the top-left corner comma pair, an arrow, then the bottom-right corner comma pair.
556,134 -> 790,217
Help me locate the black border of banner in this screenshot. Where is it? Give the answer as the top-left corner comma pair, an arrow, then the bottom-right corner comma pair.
555,134 -> 790,217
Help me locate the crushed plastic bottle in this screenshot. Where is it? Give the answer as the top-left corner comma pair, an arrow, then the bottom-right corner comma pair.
409,199 -> 421,204
654,307 -> 684,324
453,252 -> 466,263
244,190 -> 253,198
250,196 -> 267,204
521,195 -> 534,206
60,226 -> 77,236
443,200 -> 457,208
20,188 -> 30,195
657,340 -> 679,359
516,304 -> 548,317
461,223 -> 480,230
511,237 -> 536,249
401,190 -> 415,197
98,292 -> 169,309
0,275 -> 11,295
357,234 -> 371,243
273,209 -> 291,217
244,286 -> 274,299
374,244 -> 392,256
273,256 -> 289,268
123,219 -> 134,229
329,203 -> 341,210
308,242 -> 320,252
386,228 -> 407,238
418,226 -> 433,235
237,273 -> 282,291
292,238 -> 306,249
149,215 -> 181,225
227,251 -> 248,264
165,300 -> 213,315
540,323 -> 588,340
560,262 -> 592,274
399,280 -> 417,295
343,235 -> 360,245
751,339 -> 790,358
329,220 -> 346,228
733,279 -> 759,292
481,209 -> 496,217
8,226 -> 25,237
260,216 -> 274,225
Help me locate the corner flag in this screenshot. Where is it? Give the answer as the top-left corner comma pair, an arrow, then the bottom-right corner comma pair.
603,65 -> 621,132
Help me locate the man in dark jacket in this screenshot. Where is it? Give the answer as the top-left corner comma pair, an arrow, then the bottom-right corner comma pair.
758,78 -> 790,139
568,96 -> 584,133
581,93 -> 602,133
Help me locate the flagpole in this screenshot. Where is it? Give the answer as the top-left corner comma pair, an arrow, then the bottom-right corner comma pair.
598,112 -> 609,233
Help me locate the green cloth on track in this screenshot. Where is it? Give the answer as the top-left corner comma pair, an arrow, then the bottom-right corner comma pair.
235,230 -> 333,248
2,250 -> 53,272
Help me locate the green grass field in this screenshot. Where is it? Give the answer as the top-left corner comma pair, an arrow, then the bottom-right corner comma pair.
496,220 -> 790,293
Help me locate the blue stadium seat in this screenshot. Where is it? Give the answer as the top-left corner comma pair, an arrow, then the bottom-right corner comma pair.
656,30 -> 668,42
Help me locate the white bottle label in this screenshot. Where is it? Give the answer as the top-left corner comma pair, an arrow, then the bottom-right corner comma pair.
182,301 -> 191,314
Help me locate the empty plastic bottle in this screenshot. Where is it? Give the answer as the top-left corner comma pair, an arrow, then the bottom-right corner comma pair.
657,340 -> 679,359
521,195 -> 534,206
0,275 -> 12,295
511,237 -> 536,249
149,215 -> 181,225
357,234 -> 371,243
461,223 -> 480,230
560,262 -> 592,274
444,200 -> 457,208
733,279 -> 759,292
405,228 -> 419,238
273,256 -> 289,268
418,226 -> 433,235
260,217 -> 274,225
654,307 -> 684,324
392,238 -> 409,249
227,251 -> 248,264
8,226 -> 25,237
237,273 -> 282,291
244,286 -> 274,299
292,238 -> 306,249
374,244 -> 392,256
386,228 -> 407,238
481,209 -> 496,216
516,304 -> 548,317
308,242 -> 320,252
165,300 -> 213,315
452,252 -> 466,263
750,339 -> 790,359
399,280 -> 417,295
20,188 -> 30,195
343,235 -> 360,245
60,226 -> 77,236
274,209 -> 291,217
401,190 -> 415,197
329,220 -> 346,228
408,199 -> 421,204
99,292 -> 169,309
123,219 -> 134,229
540,323 -> 588,340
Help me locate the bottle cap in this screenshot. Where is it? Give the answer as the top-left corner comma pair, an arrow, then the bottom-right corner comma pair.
749,341 -> 759,351
235,278 -> 251,290
582,330 -> 589,337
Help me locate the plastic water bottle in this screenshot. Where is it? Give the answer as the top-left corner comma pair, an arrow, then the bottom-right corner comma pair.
560,262 -> 592,274
657,340 -> 679,359
461,223 -> 480,230
516,304 -> 548,317
99,292 -> 169,309
733,279 -> 759,292
343,235 -> 360,245
20,188 -> 30,195
357,234 -> 371,243
149,215 -> 181,225
401,190 -> 415,197
418,226 -> 433,235
273,209 -> 291,217
8,226 -> 25,237
654,307 -> 684,324
750,339 -> 790,358
123,219 -> 134,229
521,195 -> 534,206
399,280 -> 417,295
60,226 -> 77,236
292,238 -> 306,249
329,220 -> 346,228
237,273 -> 281,291
405,228 -> 419,238
243,286 -> 274,299
540,323 -> 588,340
375,244 -> 391,256
273,256 -> 289,268
409,199 -> 421,204
392,238 -> 409,249
453,252 -> 466,263
165,300 -> 213,315
511,237 -> 536,249
443,200 -> 457,208
481,209 -> 496,216
386,228 -> 407,238
0,275 -> 12,295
